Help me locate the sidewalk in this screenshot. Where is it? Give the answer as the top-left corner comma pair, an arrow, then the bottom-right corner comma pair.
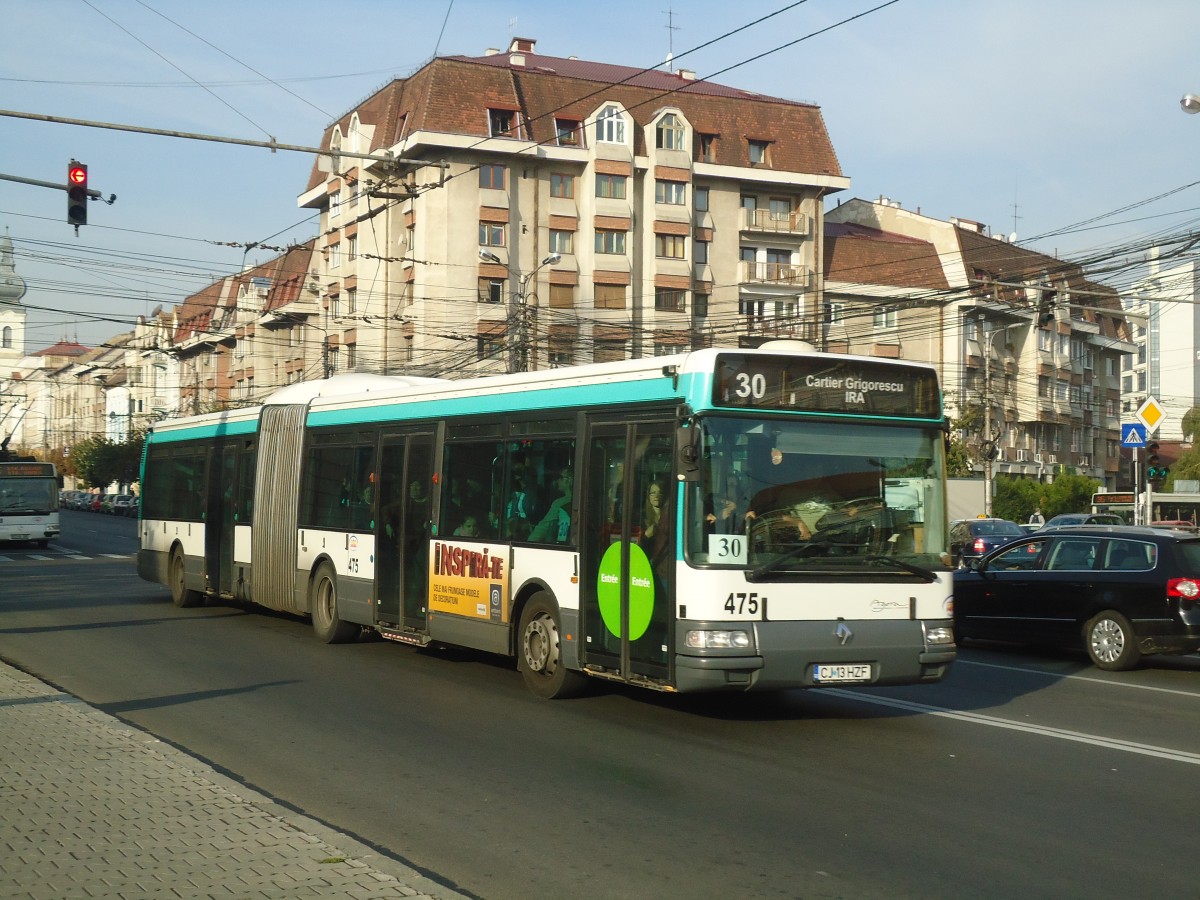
0,660 -> 469,900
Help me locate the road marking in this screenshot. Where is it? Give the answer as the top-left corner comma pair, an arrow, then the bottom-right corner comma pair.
101,554 -> 129,559
957,658 -> 1200,699
27,555 -> 52,561
825,689 -> 1200,765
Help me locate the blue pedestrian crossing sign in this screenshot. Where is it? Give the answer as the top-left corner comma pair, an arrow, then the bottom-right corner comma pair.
1121,423 -> 1146,447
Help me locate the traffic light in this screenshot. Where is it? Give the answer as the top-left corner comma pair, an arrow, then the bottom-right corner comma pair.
67,160 -> 88,227
1146,441 -> 1169,484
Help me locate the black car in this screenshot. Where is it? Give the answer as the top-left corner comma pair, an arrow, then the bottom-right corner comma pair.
948,518 -> 1025,567
954,526 -> 1200,670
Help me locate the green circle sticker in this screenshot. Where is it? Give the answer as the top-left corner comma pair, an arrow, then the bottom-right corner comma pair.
596,541 -> 655,640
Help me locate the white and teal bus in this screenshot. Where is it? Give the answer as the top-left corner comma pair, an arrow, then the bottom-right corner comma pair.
137,346 -> 956,698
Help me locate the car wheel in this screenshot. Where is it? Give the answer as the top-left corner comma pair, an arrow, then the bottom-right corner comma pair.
518,593 -> 588,699
1084,610 -> 1141,671
310,562 -> 358,644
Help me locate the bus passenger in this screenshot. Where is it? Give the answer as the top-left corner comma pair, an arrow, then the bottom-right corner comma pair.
528,468 -> 572,543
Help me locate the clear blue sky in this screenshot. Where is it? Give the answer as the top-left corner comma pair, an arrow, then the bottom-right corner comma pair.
3,0 -> 1199,350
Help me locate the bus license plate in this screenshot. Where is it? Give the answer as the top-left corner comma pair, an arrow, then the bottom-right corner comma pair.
813,663 -> 872,683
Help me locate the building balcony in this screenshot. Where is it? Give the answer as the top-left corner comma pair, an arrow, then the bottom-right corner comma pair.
740,208 -> 810,236
739,261 -> 814,290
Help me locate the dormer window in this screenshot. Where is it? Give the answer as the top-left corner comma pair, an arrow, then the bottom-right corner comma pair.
555,119 -> 581,146
656,113 -> 684,150
595,105 -> 625,144
749,139 -> 771,165
489,109 -> 518,138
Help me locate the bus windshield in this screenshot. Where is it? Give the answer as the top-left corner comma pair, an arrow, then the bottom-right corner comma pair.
685,417 -> 946,572
0,476 -> 57,514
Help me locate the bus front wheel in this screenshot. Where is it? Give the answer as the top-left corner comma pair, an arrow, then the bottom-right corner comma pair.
311,562 -> 358,644
518,594 -> 587,699
169,548 -> 203,608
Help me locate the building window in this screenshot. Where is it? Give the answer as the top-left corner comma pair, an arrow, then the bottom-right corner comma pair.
479,221 -> 505,247
549,230 -> 573,254
655,288 -> 686,311
329,243 -> 341,269
694,241 -> 709,265
479,278 -> 505,304
655,180 -> 686,205
594,340 -> 626,363
346,344 -> 357,370
699,133 -> 716,162
595,284 -> 626,309
346,234 -> 357,261
477,334 -> 505,361
656,113 -> 684,150
479,164 -> 506,190
1038,329 -> 1052,351
693,293 -> 709,318
329,189 -> 342,219
596,174 -> 627,199
655,234 -> 686,259
595,105 -> 625,144
748,139 -> 770,165
768,198 -> 791,223
824,302 -> 845,325
694,186 -> 709,212
550,173 -> 574,198
549,285 -> 574,308
595,230 -> 626,254
346,287 -> 357,315
549,344 -> 573,367
489,108 -> 517,137
873,307 -> 896,329
555,119 -> 581,146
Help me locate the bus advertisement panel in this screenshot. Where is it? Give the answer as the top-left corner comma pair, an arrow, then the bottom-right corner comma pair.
137,348 -> 956,699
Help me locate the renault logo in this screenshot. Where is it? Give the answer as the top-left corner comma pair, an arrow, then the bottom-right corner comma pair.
834,622 -> 853,645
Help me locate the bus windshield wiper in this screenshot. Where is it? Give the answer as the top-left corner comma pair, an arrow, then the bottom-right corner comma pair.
861,554 -> 938,581
746,540 -> 833,580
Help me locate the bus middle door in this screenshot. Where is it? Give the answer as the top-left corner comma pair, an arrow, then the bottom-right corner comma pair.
581,421 -> 674,686
375,431 -> 435,631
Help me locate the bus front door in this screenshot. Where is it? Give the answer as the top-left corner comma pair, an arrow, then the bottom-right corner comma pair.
581,422 -> 674,686
375,432 -> 435,631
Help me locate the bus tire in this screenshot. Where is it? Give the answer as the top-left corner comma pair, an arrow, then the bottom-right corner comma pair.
518,593 -> 587,699
169,547 -> 203,608
1084,610 -> 1141,671
311,562 -> 357,644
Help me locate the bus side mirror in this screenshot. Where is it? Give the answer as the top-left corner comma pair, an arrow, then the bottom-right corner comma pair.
677,423 -> 701,482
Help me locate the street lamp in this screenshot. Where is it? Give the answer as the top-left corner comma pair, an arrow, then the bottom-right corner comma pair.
1181,93 -> 1200,115
477,249 -> 561,372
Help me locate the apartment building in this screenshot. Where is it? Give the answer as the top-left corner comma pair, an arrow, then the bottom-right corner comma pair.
296,36 -> 849,376
825,198 -> 1133,486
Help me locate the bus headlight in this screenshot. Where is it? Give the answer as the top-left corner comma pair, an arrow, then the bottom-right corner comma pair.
924,625 -> 955,646
685,629 -> 752,650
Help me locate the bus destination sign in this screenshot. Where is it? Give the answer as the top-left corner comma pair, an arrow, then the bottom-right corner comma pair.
0,462 -> 55,478
713,354 -> 941,419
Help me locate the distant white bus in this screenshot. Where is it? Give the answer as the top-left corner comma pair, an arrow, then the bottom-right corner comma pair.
137,347 -> 956,698
0,460 -> 60,547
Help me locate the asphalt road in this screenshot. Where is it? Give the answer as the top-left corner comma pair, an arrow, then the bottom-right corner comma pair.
2,511 -> 1198,899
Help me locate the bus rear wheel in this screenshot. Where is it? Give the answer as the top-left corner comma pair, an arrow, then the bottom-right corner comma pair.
169,548 -> 203,608
518,594 -> 587,699
311,562 -> 358,644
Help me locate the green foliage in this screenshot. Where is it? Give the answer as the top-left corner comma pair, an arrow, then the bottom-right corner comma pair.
943,403 -> 981,478
1182,407 -> 1200,443
991,471 -> 1102,523
69,432 -> 145,490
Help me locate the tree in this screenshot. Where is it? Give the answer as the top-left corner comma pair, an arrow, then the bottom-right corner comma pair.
1182,407 -> 1200,444
69,432 -> 145,491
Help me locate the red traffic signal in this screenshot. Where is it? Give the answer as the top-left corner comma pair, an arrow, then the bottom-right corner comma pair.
67,160 -> 88,227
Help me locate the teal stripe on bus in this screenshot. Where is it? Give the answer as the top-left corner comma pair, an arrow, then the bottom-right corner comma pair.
305,378 -> 681,427
149,418 -> 259,444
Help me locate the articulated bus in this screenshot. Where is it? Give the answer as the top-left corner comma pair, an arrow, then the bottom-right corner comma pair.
0,460 -> 60,547
137,347 -> 956,698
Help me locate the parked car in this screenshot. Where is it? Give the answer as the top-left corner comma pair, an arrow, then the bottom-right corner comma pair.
1042,512 -> 1124,528
948,518 -> 1025,567
111,494 -> 136,515
1018,522 -> 1042,534
89,493 -> 104,512
954,525 -> 1200,670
